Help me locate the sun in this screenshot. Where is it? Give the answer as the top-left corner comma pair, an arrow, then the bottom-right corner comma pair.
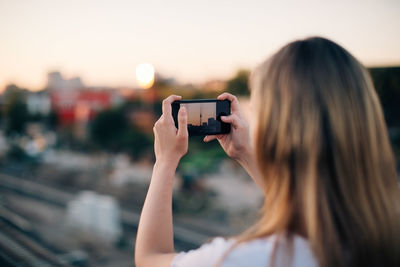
136,63 -> 155,89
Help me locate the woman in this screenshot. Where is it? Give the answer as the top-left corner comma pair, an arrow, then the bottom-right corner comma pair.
135,37 -> 400,267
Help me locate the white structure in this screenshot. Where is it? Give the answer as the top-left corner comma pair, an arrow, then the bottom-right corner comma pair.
47,71 -> 83,90
66,191 -> 122,242
26,92 -> 51,115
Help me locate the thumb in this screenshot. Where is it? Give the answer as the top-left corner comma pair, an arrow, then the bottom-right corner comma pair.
221,114 -> 240,128
177,106 -> 188,137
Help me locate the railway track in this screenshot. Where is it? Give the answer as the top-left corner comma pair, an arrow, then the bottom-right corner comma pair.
0,172 -> 224,251
0,220 -> 69,267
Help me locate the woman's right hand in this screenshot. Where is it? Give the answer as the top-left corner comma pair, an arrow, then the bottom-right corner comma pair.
203,92 -> 251,162
204,92 -> 264,190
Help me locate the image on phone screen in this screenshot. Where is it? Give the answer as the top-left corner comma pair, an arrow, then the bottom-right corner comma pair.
172,99 -> 230,136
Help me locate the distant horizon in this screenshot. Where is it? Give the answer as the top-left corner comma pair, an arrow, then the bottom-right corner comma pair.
1,0 -> 399,92
3,64 -> 400,93
0,69 -> 223,92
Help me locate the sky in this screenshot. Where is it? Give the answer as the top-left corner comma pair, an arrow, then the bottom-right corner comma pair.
0,0 -> 399,91
182,102 -> 216,126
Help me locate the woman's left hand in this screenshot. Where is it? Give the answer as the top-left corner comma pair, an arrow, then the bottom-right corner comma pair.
153,95 -> 188,165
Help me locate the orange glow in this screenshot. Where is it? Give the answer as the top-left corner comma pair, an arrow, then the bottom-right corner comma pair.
136,63 -> 155,89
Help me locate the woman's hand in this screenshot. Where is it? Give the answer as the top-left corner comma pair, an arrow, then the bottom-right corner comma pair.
153,95 -> 188,166
204,92 -> 251,161
204,93 -> 264,190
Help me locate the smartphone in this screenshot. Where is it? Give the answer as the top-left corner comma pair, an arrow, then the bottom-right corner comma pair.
172,99 -> 231,136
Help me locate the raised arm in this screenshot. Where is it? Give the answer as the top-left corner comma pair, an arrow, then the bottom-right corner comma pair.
135,95 -> 188,267
204,93 -> 264,190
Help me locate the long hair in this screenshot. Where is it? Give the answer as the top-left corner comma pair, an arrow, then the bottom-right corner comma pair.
220,37 -> 400,267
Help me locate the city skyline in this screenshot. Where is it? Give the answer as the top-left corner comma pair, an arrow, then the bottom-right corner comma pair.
1,0 -> 399,91
182,102 -> 216,127
188,117 -> 219,135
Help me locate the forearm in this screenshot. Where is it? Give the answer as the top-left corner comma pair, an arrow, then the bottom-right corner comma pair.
135,160 -> 178,265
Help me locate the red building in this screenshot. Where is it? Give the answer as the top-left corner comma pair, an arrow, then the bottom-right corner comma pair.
50,89 -> 114,126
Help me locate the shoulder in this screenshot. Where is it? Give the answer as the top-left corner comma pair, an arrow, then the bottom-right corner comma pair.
172,237 -> 235,267
171,235 -> 317,267
222,235 -> 317,267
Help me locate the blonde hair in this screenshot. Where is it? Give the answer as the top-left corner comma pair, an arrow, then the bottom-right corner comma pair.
219,37 -> 400,267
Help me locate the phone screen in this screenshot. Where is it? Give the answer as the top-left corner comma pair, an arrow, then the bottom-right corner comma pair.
172,99 -> 230,136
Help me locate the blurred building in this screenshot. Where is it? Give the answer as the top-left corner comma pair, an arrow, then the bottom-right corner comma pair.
47,71 -> 83,90
66,191 -> 122,242
26,91 -> 51,115
51,89 -> 114,125
208,117 -> 217,130
45,71 -> 121,126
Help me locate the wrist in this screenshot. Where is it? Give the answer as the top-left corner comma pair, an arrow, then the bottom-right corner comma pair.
236,145 -> 254,167
150,159 -> 179,187
154,157 -> 180,171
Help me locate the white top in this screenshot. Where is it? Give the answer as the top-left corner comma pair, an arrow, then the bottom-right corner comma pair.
172,235 -> 318,267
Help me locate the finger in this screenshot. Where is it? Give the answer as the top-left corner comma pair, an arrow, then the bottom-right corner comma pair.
216,134 -> 225,139
217,92 -> 240,112
221,114 -> 240,128
162,95 -> 182,117
203,135 -> 217,142
177,106 -> 188,138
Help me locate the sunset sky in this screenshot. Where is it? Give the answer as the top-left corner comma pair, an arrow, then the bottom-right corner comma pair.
0,0 -> 399,91
182,102 -> 216,126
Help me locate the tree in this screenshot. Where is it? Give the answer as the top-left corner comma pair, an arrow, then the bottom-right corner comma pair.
369,67 -> 400,127
90,108 -> 128,151
89,107 -> 152,160
225,69 -> 250,96
3,86 -> 29,136
121,128 -> 152,160
46,110 -> 59,130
